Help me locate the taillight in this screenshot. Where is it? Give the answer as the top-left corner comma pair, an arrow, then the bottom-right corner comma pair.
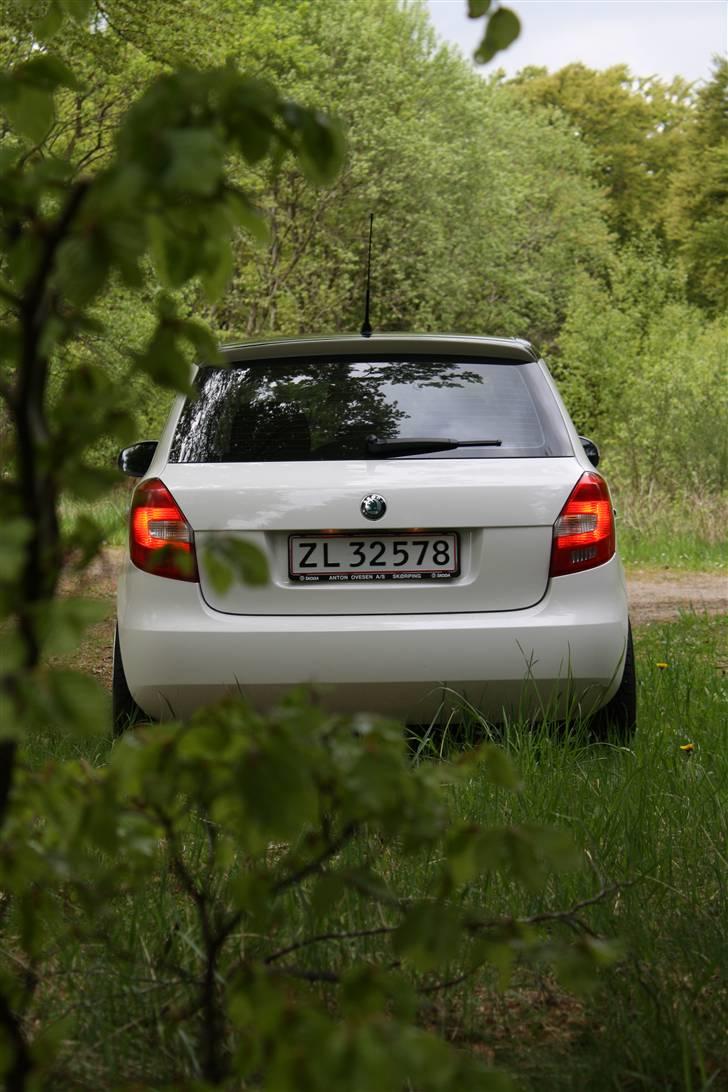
129,478 -> 198,582
549,472 -> 615,578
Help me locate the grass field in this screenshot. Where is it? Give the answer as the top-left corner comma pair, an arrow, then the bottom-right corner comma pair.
613,487 -> 727,571
20,606 -> 728,1090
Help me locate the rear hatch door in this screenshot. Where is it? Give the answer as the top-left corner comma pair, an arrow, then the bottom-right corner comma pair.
161,349 -> 578,615
164,458 -> 581,615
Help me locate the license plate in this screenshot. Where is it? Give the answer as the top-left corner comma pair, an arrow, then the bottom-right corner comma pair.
289,532 -> 459,582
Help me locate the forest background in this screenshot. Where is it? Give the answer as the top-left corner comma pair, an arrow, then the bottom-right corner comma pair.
2,0 -> 726,538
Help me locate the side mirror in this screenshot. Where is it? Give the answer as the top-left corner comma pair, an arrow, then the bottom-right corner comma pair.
578,435 -> 600,468
118,441 -> 157,478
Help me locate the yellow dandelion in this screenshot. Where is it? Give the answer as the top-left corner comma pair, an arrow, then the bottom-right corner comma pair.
679,743 -> 694,752
656,662 -> 669,670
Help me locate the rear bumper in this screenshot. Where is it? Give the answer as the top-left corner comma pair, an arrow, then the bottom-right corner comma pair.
117,555 -> 629,722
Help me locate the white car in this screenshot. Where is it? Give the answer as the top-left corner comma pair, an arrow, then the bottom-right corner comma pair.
114,334 -> 635,738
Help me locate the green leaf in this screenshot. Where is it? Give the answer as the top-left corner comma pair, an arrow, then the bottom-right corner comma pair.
134,324 -> 193,394
43,669 -> 111,736
0,518 -> 32,581
226,191 -> 270,245
62,463 -> 119,501
238,743 -> 318,838
199,238 -> 234,301
505,825 -> 582,890
203,537 -> 269,592
15,54 -> 79,92
3,87 -> 54,143
231,106 -> 275,165
283,106 -> 345,186
475,7 -> 521,63
477,937 -> 516,990
310,871 -> 346,917
33,597 -> 110,656
64,514 -> 106,568
341,965 -> 416,1021
0,632 -> 24,678
0,324 -> 20,361
339,866 -> 396,905
394,902 -> 463,971
147,217 -> 202,289
445,826 -> 490,886
468,0 -> 492,16
553,936 -> 621,995
477,743 -> 523,791
0,690 -> 18,741
163,128 -> 225,196
60,0 -> 93,23
34,1 -> 64,40
56,236 -> 110,306
179,318 -> 222,364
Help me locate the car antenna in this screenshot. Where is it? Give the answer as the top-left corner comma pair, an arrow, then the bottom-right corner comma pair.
360,212 -> 374,338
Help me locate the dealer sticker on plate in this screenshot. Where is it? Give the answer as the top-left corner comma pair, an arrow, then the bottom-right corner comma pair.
289,532 -> 459,582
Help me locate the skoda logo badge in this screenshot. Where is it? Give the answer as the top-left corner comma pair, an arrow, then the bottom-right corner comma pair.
361,494 -> 386,521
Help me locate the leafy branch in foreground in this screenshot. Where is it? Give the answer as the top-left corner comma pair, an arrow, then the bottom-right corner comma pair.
0,53 -> 344,759
3,696 -> 622,1088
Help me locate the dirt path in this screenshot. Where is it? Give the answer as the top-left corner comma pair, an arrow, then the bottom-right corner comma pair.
626,569 -> 727,624
63,548 -> 727,625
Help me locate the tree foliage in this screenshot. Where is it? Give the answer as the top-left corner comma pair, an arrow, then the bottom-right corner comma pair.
555,241 -> 728,495
662,57 -> 728,313
3,0 -> 614,461
507,62 -> 695,240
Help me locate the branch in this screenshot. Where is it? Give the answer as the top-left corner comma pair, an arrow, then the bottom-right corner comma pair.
418,969 -> 478,995
267,965 -> 341,985
272,822 -> 358,896
21,179 -> 90,327
157,809 -> 227,1084
0,993 -> 31,1092
265,925 -> 396,965
466,881 -> 632,939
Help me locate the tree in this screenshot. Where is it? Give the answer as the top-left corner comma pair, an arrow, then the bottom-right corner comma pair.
555,241 -> 728,495
663,57 -> 728,312
145,0 -> 611,350
507,62 -> 694,239
3,0 -> 612,464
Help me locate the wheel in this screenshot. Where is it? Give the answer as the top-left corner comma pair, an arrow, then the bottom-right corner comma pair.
590,622 -> 637,743
112,626 -> 145,735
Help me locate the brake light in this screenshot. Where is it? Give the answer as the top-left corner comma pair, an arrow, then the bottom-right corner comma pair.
549,472 -> 615,577
129,478 -> 198,582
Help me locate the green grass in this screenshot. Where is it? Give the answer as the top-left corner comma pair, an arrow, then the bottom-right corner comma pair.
433,613 -> 728,1089
619,527 -> 727,570
615,488 -> 727,571
19,612 -> 728,1090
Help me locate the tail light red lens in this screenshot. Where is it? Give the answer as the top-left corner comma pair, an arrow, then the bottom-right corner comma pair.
550,472 -> 615,578
129,478 -> 198,582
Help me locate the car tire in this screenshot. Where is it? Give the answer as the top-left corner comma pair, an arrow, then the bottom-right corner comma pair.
590,622 -> 637,743
112,626 -> 145,735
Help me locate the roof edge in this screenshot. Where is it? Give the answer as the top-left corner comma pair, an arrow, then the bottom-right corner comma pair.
215,333 -> 539,364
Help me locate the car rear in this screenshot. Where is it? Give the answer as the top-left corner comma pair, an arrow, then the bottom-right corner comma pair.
116,334 -> 629,724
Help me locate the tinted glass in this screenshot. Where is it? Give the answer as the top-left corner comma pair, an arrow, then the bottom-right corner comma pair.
169,356 -> 571,463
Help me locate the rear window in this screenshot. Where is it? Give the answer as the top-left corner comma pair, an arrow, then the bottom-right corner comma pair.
169,355 -> 572,463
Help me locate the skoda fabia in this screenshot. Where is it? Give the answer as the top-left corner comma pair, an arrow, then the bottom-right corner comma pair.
114,334 -> 635,738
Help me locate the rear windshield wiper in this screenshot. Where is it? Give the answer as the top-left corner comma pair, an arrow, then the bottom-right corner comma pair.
366,436 -> 502,457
